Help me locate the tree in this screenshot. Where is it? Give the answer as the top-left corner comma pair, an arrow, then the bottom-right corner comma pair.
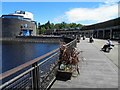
54,24 -> 60,29
38,22 -> 41,29
41,27 -> 46,34
36,20 -> 83,35
36,22 -> 41,35
50,23 -> 54,29
45,21 -> 51,29
61,22 -> 66,29
76,24 -> 82,29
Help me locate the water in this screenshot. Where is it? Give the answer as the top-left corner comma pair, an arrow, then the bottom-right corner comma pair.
1,41 -> 59,73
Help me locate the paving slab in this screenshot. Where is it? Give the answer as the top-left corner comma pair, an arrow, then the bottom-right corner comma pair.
51,38 -> 118,89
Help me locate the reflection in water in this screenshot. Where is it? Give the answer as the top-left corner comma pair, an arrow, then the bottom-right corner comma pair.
1,41 -> 59,73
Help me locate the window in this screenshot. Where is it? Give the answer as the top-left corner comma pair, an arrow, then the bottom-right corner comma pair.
2,15 -> 23,20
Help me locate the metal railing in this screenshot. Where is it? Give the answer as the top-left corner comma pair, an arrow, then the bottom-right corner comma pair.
65,38 -> 77,48
0,38 -> 77,90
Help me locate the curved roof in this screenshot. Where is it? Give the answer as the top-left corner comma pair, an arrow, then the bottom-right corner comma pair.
81,17 -> 120,30
2,11 -> 34,21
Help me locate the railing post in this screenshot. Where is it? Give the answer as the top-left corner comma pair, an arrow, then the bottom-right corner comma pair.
73,39 -> 77,47
32,62 -> 40,90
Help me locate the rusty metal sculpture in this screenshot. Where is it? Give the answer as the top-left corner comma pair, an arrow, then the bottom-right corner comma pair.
58,42 -> 80,75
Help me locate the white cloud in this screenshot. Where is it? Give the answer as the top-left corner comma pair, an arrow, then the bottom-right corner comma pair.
66,4 -> 118,23
53,2 -> 119,25
104,0 -> 119,4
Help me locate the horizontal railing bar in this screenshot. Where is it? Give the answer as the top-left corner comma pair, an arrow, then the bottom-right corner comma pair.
38,52 -> 59,66
0,48 -> 59,80
65,39 -> 76,47
0,67 -> 34,89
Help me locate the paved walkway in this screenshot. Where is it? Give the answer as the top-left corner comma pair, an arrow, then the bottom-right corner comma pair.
51,38 -> 118,88
92,39 -> 119,69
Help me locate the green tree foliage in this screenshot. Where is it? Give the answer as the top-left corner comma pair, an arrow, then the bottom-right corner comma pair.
36,22 -> 41,35
44,21 -> 51,29
37,21 -> 83,35
41,27 -> 46,34
38,22 -> 41,29
50,23 -> 55,29
54,22 -> 83,29
54,24 -> 60,29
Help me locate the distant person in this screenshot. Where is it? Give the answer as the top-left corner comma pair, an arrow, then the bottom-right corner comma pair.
83,35 -> 86,40
89,36 -> 94,43
101,39 -> 114,51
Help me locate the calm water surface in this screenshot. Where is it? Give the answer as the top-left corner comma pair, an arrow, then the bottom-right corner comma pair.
1,41 -> 59,73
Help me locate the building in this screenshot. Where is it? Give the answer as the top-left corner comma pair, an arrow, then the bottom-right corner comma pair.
45,18 -> 120,40
81,17 -> 120,40
0,10 -> 37,38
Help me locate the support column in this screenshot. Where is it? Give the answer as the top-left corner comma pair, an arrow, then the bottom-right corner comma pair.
91,30 -> 94,37
103,30 -> 105,39
97,30 -> 99,38
110,29 -> 112,39
89,31 -> 90,38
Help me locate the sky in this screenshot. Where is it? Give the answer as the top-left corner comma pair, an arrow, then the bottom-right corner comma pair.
1,0 -> 119,25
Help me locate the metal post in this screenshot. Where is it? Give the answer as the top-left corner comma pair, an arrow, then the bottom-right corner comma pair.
75,39 -> 77,47
32,62 -> 40,90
